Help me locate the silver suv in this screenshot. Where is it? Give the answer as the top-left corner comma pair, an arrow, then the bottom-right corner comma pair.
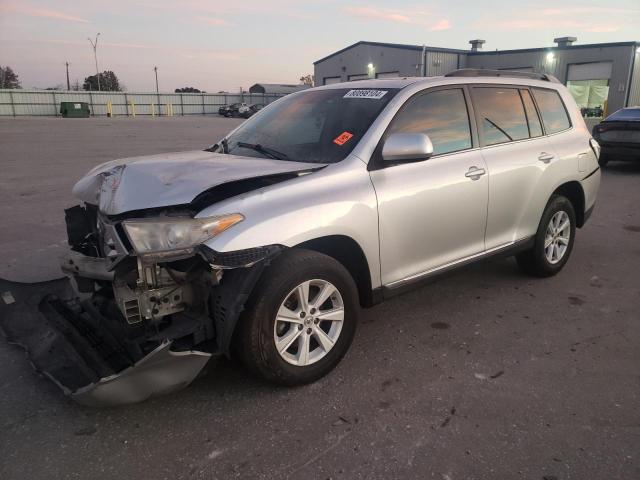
26,70 -> 602,405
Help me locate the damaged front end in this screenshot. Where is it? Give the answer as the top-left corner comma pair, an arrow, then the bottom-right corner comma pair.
1,204 -> 281,406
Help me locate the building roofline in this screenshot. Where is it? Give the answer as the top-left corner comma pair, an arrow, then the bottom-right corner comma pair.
313,40 -> 467,65
468,41 -> 640,55
314,40 -> 640,65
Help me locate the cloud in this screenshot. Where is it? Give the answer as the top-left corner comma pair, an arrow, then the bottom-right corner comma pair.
196,16 -> 234,27
477,3 -> 639,34
486,18 -> 620,33
343,6 -> 450,30
0,3 -> 91,23
429,19 -> 451,31
41,39 -> 157,49
344,6 -> 413,23
540,6 -> 640,16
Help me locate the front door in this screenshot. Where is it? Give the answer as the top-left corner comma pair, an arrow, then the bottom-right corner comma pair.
369,87 -> 488,287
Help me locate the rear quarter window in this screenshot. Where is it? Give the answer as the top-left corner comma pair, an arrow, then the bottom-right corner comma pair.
532,88 -> 571,134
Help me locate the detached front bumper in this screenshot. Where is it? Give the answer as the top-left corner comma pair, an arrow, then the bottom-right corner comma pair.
0,276 -> 212,407
1,202 -> 284,406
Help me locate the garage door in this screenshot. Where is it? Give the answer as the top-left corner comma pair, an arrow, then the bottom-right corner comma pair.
567,62 -> 612,117
348,74 -> 369,81
567,62 -> 612,81
324,77 -> 341,85
376,71 -> 399,79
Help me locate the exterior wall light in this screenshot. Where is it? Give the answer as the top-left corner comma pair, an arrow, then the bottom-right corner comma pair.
546,52 -> 555,62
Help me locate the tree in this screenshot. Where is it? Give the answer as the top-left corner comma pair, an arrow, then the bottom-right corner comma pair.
299,74 -> 314,87
83,71 -> 122,91
0,66 -> 21,89
175,87 -> 204,93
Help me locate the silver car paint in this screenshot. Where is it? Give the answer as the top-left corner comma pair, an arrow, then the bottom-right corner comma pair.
72,150 -> 325,215
71,342 -> 211,407
201,77 -> 599,290
198,155 -> 383,289
73,76 -> 599,292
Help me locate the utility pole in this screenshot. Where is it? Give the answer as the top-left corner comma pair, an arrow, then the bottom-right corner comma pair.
65,62 -> 71,90
88,33 -> 101,91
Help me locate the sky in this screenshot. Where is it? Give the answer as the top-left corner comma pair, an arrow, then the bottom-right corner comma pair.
1,0 -> 639,92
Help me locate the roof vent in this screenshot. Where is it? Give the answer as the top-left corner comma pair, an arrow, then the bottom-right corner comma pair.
554,36 -> 577,47
469,39 -> 486,52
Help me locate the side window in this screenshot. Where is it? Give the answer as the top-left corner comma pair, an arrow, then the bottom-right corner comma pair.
532,88 -> 571,134
473,87 -> 529,146
388,88 -> 472,155
520,89 -> 543,138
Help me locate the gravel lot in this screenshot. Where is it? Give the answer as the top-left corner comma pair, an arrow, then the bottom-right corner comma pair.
0,117 -> 639,480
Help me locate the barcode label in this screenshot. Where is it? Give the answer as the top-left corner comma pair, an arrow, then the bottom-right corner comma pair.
343,89 -> 388,99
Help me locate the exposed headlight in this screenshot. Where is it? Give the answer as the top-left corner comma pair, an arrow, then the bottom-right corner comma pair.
123,214 -> 244,257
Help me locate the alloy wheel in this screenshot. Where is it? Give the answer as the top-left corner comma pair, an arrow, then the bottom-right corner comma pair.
273,279 -> 344,366
544,210 -> 571,264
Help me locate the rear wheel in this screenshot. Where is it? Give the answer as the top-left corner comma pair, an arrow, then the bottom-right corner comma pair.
516,195 -> 576,277
236,249 -> 359,385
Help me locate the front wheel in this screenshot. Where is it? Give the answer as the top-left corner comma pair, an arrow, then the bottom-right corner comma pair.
516,195 -> 576,277
235,249 -> 359,385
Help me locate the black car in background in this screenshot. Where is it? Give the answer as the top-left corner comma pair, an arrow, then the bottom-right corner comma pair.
592,107 -> 640,167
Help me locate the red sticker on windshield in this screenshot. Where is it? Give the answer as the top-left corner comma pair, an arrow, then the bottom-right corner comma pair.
333,131 -> 354,146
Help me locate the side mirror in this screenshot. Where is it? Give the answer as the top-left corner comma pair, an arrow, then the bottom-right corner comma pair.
381,133 -> 434,162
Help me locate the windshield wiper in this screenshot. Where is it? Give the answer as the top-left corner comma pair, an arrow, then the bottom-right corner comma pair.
236,142 -> 290,161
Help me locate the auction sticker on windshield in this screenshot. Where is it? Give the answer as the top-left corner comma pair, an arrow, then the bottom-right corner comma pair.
333,131 -> 354,146
343,89 -> 388,99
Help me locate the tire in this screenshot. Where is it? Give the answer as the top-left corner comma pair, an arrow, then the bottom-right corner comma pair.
235,249 -> 359,386
516,195 -> 576,277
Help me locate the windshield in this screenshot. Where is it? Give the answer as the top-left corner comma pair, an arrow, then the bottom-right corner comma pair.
224,87 -> 398,163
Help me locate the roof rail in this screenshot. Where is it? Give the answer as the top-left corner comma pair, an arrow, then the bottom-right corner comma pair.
444,68 -> 560,83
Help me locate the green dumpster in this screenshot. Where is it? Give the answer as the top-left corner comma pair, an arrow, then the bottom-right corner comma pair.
60,102 -> 90,118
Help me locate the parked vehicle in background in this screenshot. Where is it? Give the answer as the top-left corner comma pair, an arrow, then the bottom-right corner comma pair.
592,107 -> 640,166
243,104 -> 264,118
8,69 -> 600,406
218,103 -> 246,116
581,106 -> 604,118
223,103 -> 250,117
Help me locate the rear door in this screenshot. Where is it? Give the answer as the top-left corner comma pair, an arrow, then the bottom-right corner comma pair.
471,85 -> 557,248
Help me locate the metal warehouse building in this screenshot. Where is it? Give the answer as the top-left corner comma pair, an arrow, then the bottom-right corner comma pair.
314,38 -> 640,118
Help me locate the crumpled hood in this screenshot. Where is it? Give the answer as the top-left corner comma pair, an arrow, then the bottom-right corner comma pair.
72,150 -> 324,215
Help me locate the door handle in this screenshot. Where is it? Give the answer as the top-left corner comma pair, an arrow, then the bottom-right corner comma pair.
465,166 -> 486,180
538,152 -> 555,163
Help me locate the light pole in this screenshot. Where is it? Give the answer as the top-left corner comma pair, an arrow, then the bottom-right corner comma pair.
154,66 -> 159,94
88,33 -> 101,91
154,66 -> 160,113
65,62 -> 71,90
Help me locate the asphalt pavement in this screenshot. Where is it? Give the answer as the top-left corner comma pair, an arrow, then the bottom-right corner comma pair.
0,117 -> 638,480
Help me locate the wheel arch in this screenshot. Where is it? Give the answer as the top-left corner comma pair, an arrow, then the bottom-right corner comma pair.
553,181 -> 586,228
294,235 -> 378,308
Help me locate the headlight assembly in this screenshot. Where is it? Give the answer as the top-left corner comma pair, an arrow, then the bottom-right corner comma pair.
123,213 -> 244,258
